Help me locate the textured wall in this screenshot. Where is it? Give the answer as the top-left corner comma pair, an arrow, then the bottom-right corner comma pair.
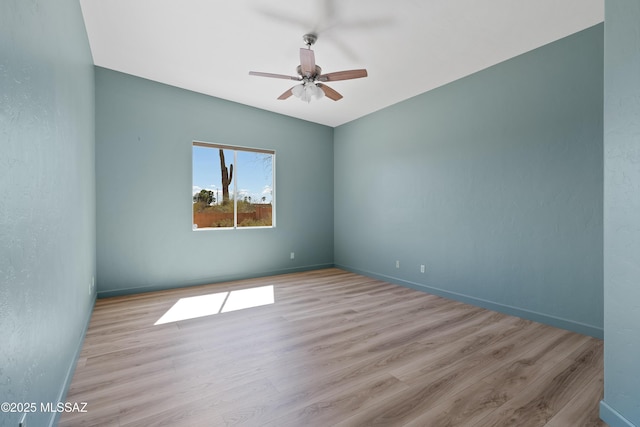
95,68 -> 334,296
601,1 -> 640,426
334,24 -> 603,337
0,1 -> 96,427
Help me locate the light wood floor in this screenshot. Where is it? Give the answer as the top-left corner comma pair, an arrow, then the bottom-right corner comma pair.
60,268 -> 605,427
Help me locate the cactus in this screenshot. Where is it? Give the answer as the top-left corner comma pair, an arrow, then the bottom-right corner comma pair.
219,149 -> 233,204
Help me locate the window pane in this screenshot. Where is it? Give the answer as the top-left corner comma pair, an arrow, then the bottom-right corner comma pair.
236,150 -> 273,227
193,147 -> 235,228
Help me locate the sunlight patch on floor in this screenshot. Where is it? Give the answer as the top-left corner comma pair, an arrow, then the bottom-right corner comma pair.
154,285 -> 274,325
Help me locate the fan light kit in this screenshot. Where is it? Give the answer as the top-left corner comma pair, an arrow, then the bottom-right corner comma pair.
249,33 -> 368,103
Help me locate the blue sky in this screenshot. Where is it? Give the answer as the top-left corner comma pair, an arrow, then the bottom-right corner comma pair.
192,146 -> 273,204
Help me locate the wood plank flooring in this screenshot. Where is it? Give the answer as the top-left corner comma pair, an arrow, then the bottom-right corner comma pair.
59,268 -> 605,427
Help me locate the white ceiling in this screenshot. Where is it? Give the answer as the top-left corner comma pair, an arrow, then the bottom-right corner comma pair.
79,0 -> 603,128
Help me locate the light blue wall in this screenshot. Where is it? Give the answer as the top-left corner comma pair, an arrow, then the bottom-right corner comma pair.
95,68 -> 334,296
601,1 -> 640,426
334,24 -> 604,338
0,1 -> 96,426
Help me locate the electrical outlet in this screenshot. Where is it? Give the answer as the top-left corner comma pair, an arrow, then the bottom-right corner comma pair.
290,252 -> 295,260
19,412 -> 27,427
395,260 -> 400,268
420,265 -> 425,273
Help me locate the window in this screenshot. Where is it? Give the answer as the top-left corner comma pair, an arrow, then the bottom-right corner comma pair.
192,142 -> 274,229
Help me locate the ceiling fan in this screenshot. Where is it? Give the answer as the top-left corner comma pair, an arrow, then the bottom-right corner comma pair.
249,33 -> 368,102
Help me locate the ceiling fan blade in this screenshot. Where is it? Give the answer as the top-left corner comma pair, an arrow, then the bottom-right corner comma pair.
277,87 -> 295,100
317,83 -> 343,101
299,48 -> 316,77
317,69 -> 368,82
249,71 -> 301,81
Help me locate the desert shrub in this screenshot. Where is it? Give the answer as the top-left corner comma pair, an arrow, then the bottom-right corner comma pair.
239,218 -> 271,227
212,218 -> 234,227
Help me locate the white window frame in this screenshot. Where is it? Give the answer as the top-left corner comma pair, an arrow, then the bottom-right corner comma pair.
192,141 -> 275,230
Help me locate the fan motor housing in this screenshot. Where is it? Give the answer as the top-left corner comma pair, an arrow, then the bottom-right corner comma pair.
297,65 -> 322,78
